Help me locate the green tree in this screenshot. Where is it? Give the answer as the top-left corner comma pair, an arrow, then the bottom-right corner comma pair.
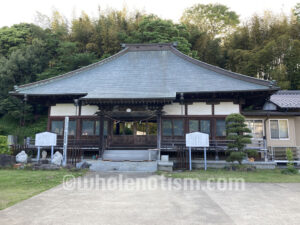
0,23 -> 46,57
50,10 -> 69,40
294,3 -> 300,22
123,15 -> 194,55
181,3 -> 239,38
71,12 -> 95,52
0,39 -> 49,121
223,12 -> 300,89
38,41 -> 97,79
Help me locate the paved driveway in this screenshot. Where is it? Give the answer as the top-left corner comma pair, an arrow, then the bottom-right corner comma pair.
0,172 -> 300,225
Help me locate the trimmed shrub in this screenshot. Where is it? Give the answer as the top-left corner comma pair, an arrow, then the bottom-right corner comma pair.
225,114 -> 251,165
226,114 -> 251,152
226,151 -> 246,165
0,136 -> 11,155
246,149 -> 258,158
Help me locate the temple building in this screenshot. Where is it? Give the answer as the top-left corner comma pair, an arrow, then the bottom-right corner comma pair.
11,43 -> 300,163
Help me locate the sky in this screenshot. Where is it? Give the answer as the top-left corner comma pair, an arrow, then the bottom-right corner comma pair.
0,0 -> 299,28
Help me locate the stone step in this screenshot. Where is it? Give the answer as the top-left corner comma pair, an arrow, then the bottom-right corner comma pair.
103,150 -> 158,161
88,160 -> 158,172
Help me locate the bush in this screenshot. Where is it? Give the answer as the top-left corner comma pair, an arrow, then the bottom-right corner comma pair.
281,148 -> 298,174
286,148 -> 294,168
226,151 -> 246,165
224,164 -> 256,171
281,167 -> 298,174
246,149 -> 258,158
0,135 -> 11,155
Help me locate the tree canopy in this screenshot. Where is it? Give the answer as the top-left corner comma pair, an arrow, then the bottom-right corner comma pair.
180,3 -> 240,38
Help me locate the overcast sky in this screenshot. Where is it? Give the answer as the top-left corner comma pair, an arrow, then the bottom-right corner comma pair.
0,0 -> 299,28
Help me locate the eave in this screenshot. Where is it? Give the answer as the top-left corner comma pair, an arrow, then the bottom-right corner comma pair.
242,111 -> 300,116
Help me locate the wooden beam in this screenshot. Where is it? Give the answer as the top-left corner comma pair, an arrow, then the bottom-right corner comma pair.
98,111 -> 105,157
156,109 -> 162,152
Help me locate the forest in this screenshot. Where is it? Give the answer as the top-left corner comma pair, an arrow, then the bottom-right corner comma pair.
0,3 -> 299,138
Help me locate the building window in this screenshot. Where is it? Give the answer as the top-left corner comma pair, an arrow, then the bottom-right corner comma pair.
82,120 -> 108,136
162,119 -> 184,137
95,120 -> 108,136
82,120 -> 95,136
200,120 -> 210,135
68,120 -> 77,136
189,120 -> 198,133
189,119 -> 210,135
51,120 -> 63,135
173,119 -> 184,136
95,121 -> 100,135
270,120 -> 289,139
162,120 -> 172,136
245,120 -> 263,139
216,119 -> 226,137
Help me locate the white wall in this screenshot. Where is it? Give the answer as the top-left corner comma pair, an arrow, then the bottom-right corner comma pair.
163,103 -> 184,115
188,102 -> 212,115
50,104 -> 77,116
214,102 -> 240,115
81,105 -> 99,116
296,117 -> 300,146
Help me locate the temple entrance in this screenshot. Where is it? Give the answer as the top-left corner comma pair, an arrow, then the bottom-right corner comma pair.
109,120 -> 157,148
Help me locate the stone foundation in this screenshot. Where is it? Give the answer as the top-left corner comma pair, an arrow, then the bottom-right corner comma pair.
192,160 -> 276,169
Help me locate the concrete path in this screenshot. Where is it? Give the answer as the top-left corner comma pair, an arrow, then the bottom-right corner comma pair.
0,172 -> 300,225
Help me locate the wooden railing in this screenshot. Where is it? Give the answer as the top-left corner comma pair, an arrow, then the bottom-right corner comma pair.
246,139 -> 267,150
25,138 -> 101,150
161,139 -> 235,151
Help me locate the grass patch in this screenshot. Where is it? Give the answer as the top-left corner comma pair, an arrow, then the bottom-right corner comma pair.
0,169 -> 86,210
158,168 -> 300,183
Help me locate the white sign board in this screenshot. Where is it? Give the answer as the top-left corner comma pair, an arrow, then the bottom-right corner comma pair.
35,132 -> 57,147
186,132 -> 209,147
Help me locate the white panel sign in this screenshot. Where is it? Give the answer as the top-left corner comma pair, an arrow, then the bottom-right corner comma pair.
186,132 -> 209,147
35,132 -> 57,146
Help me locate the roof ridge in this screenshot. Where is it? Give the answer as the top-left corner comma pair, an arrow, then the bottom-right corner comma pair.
124,43 -> 175,52
169,46 -> 278,89
14,47 -> 129,92
122,43 -> 174,47
275,90 -> 300,95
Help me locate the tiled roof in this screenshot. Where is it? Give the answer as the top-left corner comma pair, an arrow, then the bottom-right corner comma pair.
11,43 -> 277,100
270,90 -> 300,108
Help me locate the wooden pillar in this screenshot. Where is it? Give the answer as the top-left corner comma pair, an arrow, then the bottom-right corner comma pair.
99,111 -> 105,157
156,109 -> 162,152
76,104 -> 81,139
47,107 -> 51,131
